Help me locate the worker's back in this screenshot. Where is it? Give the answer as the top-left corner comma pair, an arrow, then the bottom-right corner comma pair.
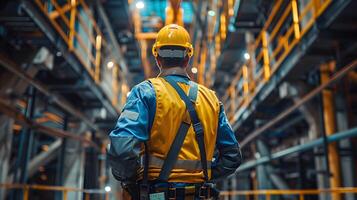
146,77 -> 220,182
108,24 -> 241,200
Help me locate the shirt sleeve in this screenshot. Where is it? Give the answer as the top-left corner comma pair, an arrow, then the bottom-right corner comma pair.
216,103 -> 239,148
109,81 -> 156,141
211,102 -> 242,182
108,81 -> 156,183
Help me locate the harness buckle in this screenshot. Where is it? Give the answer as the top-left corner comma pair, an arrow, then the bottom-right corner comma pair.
168,187 -> 176,200
193,123 -> 204,137
199,186 -> 210,199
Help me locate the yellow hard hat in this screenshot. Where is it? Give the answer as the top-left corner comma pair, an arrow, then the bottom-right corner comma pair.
152,24 -> 194,58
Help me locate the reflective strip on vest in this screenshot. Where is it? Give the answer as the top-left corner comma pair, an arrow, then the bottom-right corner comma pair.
141,155 -> 211,171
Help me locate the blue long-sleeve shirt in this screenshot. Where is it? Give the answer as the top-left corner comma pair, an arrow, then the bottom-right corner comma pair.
109,75 -> 241,183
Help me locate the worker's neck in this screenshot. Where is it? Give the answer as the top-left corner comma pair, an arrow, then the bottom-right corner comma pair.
159,66 -> 189,78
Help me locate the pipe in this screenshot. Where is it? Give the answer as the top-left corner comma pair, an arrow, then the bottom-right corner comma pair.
236,126 -> 357,172
240,58 -> 357,148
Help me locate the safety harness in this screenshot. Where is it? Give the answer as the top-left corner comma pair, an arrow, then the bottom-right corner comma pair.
140,76 -> 210,200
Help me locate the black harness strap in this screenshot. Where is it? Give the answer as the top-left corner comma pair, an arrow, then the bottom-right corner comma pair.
163,76 -> 209,182
158,122 -> 190,181
157,79 -> 198,181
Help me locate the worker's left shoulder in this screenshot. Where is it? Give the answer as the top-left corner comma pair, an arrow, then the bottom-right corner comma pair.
196,83 -> 217,95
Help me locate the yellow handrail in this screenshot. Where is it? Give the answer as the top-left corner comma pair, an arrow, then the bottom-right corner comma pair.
224,0 -> 333,122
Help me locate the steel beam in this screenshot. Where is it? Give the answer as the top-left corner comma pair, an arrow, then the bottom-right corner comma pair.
236,126 -> 357,172
19,86 -> 37,184
240,58 -> 357,148
0,116 -> 13,200
0,53 -> 104,137
55,116 -> 68,200
27,139 -> 62,177
0,98 -> 98,149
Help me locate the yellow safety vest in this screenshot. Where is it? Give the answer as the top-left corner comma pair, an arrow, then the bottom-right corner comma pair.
145,77 -> 220,183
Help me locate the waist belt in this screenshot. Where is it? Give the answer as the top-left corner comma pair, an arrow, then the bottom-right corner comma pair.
152,184 -> 212,199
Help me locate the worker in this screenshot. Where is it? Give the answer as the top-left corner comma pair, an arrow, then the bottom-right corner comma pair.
108,24 -> 242,200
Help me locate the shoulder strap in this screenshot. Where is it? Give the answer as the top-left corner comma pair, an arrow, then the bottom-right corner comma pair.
162,76 -> 209,182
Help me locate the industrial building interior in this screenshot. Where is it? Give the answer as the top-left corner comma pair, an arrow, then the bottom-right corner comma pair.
0,0 -> 357,199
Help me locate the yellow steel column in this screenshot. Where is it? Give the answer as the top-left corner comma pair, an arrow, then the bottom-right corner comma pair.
220,13 -> 227,40
242,65 -> 249,95
262,31 -> 270,81
68,0 -> 77,51
112,64 -> 119,106
63,190 -> 68,200
166,0 -> 183,26
23,186 -> 29,200
95,35 -> 102,83
291,0 -> 301,40
320,61 -> 341,200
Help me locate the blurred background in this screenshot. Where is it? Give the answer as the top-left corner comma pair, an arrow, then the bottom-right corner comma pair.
0,0 -> 357,199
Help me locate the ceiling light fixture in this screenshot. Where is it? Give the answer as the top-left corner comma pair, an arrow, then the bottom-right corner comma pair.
208,10 -> 215,17
105,186 -> 111,192
107,61 -> 114,69
136,1 -> 144,9
244,52 -> 250,60
191,67 -> 198,74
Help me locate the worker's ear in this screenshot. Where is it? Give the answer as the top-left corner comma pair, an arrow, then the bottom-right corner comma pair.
181,55 -> 190,68
155,57 -> 163,70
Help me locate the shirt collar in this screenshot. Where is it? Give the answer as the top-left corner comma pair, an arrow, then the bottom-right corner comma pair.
158,67 -> 191,80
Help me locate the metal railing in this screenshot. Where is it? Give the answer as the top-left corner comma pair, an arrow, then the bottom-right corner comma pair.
1,183 -> 357,200
223,0 -> 332,122
34,0 -> 128,108
221,188 -> 357,200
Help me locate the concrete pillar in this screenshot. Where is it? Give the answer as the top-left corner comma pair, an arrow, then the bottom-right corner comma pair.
0,116 -> 13,200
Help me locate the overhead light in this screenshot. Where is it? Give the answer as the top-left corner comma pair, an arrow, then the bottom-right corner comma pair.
191,67 -> 198,74
244,52 -> 250,60
107,61 -> 114,69
208,10 -> 215,17
104,186 -> 111,192
254,152 -> 261,159
135,1 -> 144,9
